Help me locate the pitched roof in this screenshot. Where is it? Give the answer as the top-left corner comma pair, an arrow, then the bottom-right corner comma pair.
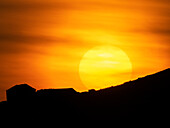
7,84 -> 36,92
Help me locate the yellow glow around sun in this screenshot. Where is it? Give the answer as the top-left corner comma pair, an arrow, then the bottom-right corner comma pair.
79,45 -> 132,90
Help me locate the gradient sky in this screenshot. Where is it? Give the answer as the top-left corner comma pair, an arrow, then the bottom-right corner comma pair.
0,0 -> 170,101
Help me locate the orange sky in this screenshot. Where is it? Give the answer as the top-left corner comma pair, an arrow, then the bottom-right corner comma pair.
0,0 -> 170,101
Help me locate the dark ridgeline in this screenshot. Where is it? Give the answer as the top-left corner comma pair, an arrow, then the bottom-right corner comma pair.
0,68 -> 170,123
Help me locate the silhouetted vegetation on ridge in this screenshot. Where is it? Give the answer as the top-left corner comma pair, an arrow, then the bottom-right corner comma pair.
0,68 -> 169,122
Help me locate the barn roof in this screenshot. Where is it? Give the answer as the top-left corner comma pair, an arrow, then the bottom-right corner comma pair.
7,84 -> 36,92
37,88 -> 78,96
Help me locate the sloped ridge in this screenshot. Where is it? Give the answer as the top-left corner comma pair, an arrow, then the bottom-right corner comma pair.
0,68 -> 169,122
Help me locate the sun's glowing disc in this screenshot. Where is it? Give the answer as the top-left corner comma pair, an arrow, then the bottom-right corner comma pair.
79,45 -> 132,90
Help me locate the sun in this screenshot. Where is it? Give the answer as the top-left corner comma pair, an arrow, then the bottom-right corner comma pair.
79,45 -> 132,90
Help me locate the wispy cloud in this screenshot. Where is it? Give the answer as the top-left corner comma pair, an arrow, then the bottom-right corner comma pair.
0,0 -> 169,101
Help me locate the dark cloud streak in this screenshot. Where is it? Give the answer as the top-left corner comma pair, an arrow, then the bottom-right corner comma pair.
0,0 -> 71,11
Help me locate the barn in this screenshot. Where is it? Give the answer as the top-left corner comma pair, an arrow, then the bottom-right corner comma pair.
6,84 -> 36,103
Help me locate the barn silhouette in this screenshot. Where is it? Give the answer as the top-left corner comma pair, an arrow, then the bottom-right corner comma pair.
6,84 -> 36,103
0,68 -> 169,123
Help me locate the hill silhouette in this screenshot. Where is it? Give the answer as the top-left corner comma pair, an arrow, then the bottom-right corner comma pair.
0,68 -> 169,123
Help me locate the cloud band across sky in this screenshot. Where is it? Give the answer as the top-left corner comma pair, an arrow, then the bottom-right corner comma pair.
0,0 -> 169,101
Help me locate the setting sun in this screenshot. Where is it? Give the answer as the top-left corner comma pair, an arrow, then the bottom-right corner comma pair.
0,0 -> 169,101
0,0 -> 169,123
79,45 -> 132,90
